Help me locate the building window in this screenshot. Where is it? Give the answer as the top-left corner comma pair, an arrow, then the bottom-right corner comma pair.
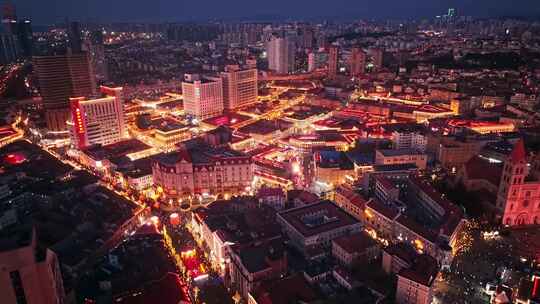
9,271 -> 27,304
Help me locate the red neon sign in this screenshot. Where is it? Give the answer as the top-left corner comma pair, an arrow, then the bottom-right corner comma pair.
70,97 -> 87,147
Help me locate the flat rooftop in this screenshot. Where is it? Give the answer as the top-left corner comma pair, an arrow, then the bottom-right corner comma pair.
238,119 -> 282,135
151,118 -> 188,133
203,113 -> 251,127
377,148 -> 424,157
83,139 -> 152,161
278,201 -> 360,238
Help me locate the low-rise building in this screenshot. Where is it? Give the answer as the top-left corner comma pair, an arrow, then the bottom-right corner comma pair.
228,237 -> 288,301
332,232 -> 380,267
395,254 -> 439,304
314,150 -> 355,186
375,149 -> 427,170
277,201 -> 362,257
382,123 -> 427,152
256,187 -> 286,210
247,274 -> 319,304
152,143 -> 253,197
333,186 -> 367,221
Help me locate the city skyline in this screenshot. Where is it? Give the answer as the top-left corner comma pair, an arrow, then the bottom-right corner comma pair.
10,0 -> 540,24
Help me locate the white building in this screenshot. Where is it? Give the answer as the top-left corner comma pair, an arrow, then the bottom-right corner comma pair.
220,65 -> 258,110
69,86 -> 126,149
182,74 -> 224,120
266,37 -> 295,74
383,123 -> 427,152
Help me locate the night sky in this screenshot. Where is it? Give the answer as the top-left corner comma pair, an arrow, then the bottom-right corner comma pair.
11,0 -> 540,24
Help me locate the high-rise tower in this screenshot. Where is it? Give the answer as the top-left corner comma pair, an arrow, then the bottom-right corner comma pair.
349,47 -> 365,77
327,46 -> 338,79
33,53 -> 96,131
266,36 -> 295,74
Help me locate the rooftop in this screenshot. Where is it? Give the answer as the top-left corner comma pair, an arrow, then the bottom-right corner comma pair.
316,150 -> 354,170
398,254 -> 439,286
463,155 -> 503,186
203,112 -> 251,128
377,148 -> 424,157
253,274 -> 319,304
233,237 -> 285,273
332,232 -> 378,254
278,201 -> 360,238
83,139 -> 152,161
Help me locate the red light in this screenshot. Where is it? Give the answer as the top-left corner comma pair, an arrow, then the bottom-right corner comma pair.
4,153 -> 26,165
533,276 -> 540,298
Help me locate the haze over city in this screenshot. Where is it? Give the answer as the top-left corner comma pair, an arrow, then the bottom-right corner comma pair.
11,0 -> 540,23
1,1 -> 540,304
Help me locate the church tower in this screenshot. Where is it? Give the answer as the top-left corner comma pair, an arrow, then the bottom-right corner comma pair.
497,140 -> 529,225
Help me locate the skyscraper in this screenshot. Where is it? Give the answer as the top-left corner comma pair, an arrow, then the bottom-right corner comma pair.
0,31 -> 18,64
83,30 -> 108,83
266,36 -> 295,74
15,20 -> 32,58
327,46 -> 338,79
371,48 -> 383,71
182,74 -> 224,120
33,53 -> 96,131
220,65 -> 258,110
349,47 -> 366,77
67,21 -> 82,54
299,26 -> 313,49
69,86 -> 126,149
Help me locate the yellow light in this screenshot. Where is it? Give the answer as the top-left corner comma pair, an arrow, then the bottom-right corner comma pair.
292,162 -> 301,174
365,209 -> 373,219
414,239 -> 424,251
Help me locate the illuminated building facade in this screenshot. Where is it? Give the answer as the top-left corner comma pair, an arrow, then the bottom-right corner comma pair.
497,140 -> 540,226
182,74 -> 224,120
152,145 -> 253,197
0,228 -> 65,304
363,174 -> 465,266
375,149 -> 427,170
313,150 -> 355,186
33,53 -> 96,131
384,124 -> 427,152
68,86 -> 126,149
333,186 -> 367,221
220,65 -> 258,110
